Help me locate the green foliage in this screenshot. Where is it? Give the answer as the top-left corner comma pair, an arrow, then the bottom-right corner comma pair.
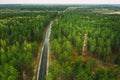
114,54 -> 120,66
48,11 -> 120,80
0,11 -> 55,80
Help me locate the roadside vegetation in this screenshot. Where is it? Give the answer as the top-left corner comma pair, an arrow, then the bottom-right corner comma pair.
0,11 -> 56,80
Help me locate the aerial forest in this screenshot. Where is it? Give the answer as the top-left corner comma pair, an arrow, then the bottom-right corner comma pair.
0,11 -> 56,80
0,5 -> 120,80
47,11 -> 120,80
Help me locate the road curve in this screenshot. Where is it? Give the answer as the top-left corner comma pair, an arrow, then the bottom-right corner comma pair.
37,21 -> 53,80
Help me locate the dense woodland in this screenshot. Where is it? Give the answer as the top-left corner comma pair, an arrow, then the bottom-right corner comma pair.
47,11 -> 120,80
0,11 -> 56,80
0,5 -> 120,80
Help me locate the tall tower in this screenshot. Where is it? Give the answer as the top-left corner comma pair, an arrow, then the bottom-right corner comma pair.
82,34 -> 88,57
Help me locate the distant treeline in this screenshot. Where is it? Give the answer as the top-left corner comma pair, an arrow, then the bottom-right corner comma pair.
0,4 -> 120,11
0,4 -> 68,11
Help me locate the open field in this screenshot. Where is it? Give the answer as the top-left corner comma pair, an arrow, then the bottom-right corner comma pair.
103,11 -> 120,14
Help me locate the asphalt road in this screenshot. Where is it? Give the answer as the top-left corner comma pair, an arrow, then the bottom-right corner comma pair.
37,21 -> 52,80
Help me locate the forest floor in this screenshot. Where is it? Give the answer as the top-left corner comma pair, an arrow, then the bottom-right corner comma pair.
83,54 -> 118,73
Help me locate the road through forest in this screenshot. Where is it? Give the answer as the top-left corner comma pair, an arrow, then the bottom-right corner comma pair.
37,21 -> 53,80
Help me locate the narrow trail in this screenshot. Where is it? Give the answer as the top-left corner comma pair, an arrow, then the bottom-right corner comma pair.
82,34 -> 88,57
37,21 -> 53,80
81,34 -> 116,70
